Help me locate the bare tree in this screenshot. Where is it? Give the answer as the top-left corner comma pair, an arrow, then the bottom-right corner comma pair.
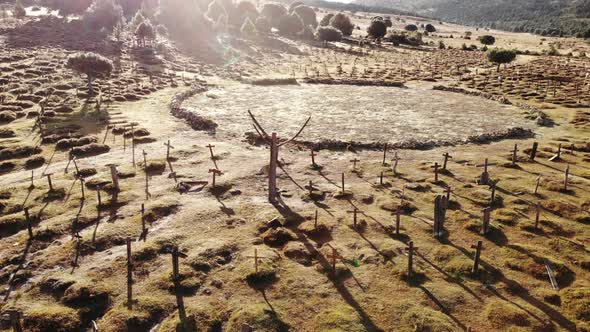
248,110 -> 311,204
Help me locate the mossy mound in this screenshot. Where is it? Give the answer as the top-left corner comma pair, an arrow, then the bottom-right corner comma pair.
400,305 -> 458,332
99,296 -> 172,332
226,304 -> 290,332
562,287 -> 590,329
312,305 -> 365,332
157,302 -> 224,332
23,304 -> 82,332
483,299 -> 547,331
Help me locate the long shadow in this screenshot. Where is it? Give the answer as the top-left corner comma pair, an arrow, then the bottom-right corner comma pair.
418,285 -> 467,331
271,197 -> 384,332
3,240 -> 32,302
278,165 -> 305,191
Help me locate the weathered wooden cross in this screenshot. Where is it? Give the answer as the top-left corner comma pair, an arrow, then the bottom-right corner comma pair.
126,238 -> 133,310
208,168 -> 223,187
108,164 -> 120,191
347,207 -> 363,229
476,158 -> 497,185
164,140 -> 175,161
534,202 -> 541,231
564,163 -> 570,191
471,241 -> 483,275
431,162 -> 440,183
511,144 -> 519,166
310,148 -> 318,167
529,142 -> 539,161
442,152 -> 452,170
350,158 -> 360,170
246,248 -> 269,273
391,151 -> 400,175
382,143 -> 388,166
433,195 -> 448,237
206,144 -> 216,160
248,110 -> 311,204
405,241 -> 417,284
481,207 -> 492,235
326,245 -> 344,276
45,172 -> 54,191
24,208 -> 33,240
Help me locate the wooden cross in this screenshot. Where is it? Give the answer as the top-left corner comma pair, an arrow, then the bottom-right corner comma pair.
379,171 -> 384,185
164,140 -> 175,160
29,170 -> 34,189
382,143 -> 388,166
130,124 -> 136,166
489,180 -> 499,204
476,158 -> 497,185
310,149 -> 317,167
433,195 -> 448,237
391,151 -> 400,174
206,144 -> 216,159
341,172 -> 346,194
471,241 -> 483,275
7,310 -> 23,332
395,205 -> 401,235
511,144 -> 519,166
347,207 -> 363,229
314,209 -> 319,230
126,238 -> 133,310
442,152 -> 452,170
140,204 -> 147,240
246,248 -> 269,273
431,162 -> 440,182
481,207 -> 492,235
445,186 -> 452,201
350,158 -> 360,170
534,175 -> 541,195
405,241 -> 418,284
307,180 -> 314,196
209,168 -> 223,187
45,172 -> 54,191
80,178 -> 85,201
326,245 -> 344,276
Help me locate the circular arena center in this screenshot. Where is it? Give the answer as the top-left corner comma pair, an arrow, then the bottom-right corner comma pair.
186,83 -> 532,145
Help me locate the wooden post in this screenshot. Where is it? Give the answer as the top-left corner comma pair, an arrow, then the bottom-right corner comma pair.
471,241 -> 483,275
391,152 -> 400,175
126,238 -> 133,310
341,172 -> 345,194
141,204 -> 146,239
379,172 -> 384,185
109,165 -> 120,191
30,170 -> 34,188
442,152 -> 452,170
269,133 -> 278,204
96,186 -> 102,207
476,159 -> 496,185
395,206 -> 401,235
171,247 -> 187,321
481,207 -> 491,235
564,163 -> 570,191
445,186 -> 452,201
433,195 -> 448,237
72,157 -> 80,176
530,142 -> 538,161
534,202 -> 541,231
314,210 -> 318,230
549,144 -> 562,161
347,207 -> 362,229
350,158 -> 360,170
209,169 -> 223,187
534,175 -> 541,195
310,149 -> 317,167
308,180 -> 314,196
24,208 -> 33,240
382,143 -> 388,166
164,140 -> 175,161
206,144 -> 215,159
80,178 -> 85,201
9,311 -> 23,332
490,180 -> 497,203
143,150 -> 149,199
405,241 -> 417,284
46,173 -> 53,191
131,124 -> 136,166
511,144 -> 518,166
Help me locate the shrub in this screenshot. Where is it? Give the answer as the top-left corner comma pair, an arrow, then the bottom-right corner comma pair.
330,12 -> 354,36
66,52 -> 113,96
278,13 -> 303,36
82,0 -> 123,31
319,13 -> 333,26
487,48 -> 516,71
479,34 -> 496,45
404,24 -> 417,31
255,17 -> 271,34
14,0 -> 26,18
130,11 -> 145,29
261,3 -> 287,28
316,26 -> 342,41
293,5 -> 317,28
367,18 -> 387,39
136,21 -> 155,47
425,23 -> 436,32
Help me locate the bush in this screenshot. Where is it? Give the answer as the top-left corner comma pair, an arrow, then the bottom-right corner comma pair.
136,21 -> 155,47
255,17 -> 271,34
404,24 -> 418,31
261,3 -> 287,28
425,23 -> 436,32
479,35 -> 496,45
316,26 -> 342,41
320,13 -> 333,26
293,5 -> 317,28
66,52 -> 113,95
278,13 -> 304,36
367,18 -> 387,39
130,11 -> 144,29
330,12 -> 354,36
82,0 -> 123,31
487,48 -> 516,71
14,0 -> 26,18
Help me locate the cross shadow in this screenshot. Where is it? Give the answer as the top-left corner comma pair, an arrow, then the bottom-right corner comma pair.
2,239 -> 32,302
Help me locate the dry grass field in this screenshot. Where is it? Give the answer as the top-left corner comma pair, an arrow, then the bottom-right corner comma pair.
0,4 -> 589,332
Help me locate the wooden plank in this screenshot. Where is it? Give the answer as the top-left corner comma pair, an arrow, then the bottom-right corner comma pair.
544,258 -> 559,290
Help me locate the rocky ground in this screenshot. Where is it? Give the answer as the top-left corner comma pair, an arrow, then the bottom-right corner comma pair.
0,9 -> 589,332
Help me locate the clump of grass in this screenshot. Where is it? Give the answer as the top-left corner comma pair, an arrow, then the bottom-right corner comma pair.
99,296 -> 172,332
226,304 -> 290,332
378,198 -> 418,214
25,155 -> 46,169
313,305 -> 365,332
483,300 -> 532,329
71,143 -> 110,158
23,304 -> 82,332
140,159 -> 167,174
0,145 -> 42,161
561,287 -> 590,329
400,305 -> 459,332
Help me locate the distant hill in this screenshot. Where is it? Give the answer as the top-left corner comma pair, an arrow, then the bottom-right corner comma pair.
352,0 -> 590,37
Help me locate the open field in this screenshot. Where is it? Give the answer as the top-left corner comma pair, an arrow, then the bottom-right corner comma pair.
0,3 -> 589,332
